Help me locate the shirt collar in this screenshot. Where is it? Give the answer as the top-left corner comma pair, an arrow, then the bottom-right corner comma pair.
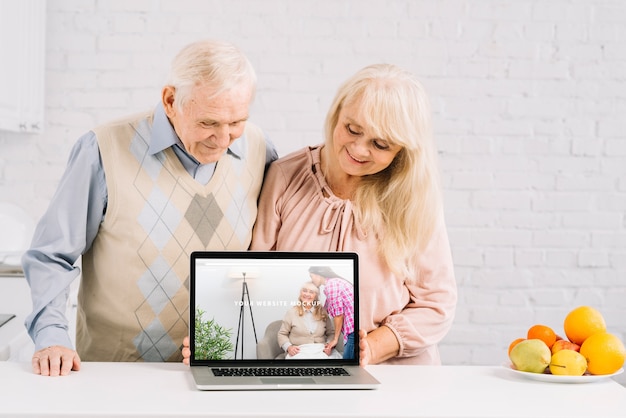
148,102 -> 243,160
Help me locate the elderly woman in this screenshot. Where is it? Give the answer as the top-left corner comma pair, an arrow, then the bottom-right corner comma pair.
277,281 -> 337,359
251,64 -> 457,365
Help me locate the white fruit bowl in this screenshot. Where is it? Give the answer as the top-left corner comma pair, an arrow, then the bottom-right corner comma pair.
503,363 -> 624,383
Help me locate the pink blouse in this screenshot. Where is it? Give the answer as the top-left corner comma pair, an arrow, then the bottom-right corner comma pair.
251,146 -> 457,365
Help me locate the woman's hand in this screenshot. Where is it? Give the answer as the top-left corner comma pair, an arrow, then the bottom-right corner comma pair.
182,335 -> 191,365
286,344 -> 300,357
324,338 -> 338,355
359,326 -> 400,366
358,330 -> 372,366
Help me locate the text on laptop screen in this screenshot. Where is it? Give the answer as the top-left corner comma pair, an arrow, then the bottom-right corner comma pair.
190,252 -> 357,362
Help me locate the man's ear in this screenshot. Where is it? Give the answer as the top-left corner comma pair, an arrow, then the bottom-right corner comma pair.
162,86 -> 176,117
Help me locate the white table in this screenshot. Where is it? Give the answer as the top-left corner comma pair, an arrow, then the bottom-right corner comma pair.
0,362 -> 624,417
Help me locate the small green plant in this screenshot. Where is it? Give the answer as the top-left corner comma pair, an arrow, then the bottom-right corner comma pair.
194,308 -> 234,360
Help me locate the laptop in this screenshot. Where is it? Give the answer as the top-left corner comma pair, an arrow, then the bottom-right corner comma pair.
189,250 -> 380,390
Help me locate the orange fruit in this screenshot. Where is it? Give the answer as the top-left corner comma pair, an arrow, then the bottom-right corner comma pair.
563,306 -> 606,345
527,324 -> 557,348
579,332 -> 626,375
508,338 -> 525,355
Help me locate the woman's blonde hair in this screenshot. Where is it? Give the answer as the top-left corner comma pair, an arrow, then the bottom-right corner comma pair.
324,64 -> 443,280
167,39 -> 256,111
296,282 -> 326,321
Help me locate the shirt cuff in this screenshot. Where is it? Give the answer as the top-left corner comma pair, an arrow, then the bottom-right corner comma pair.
34,325 -> 74,352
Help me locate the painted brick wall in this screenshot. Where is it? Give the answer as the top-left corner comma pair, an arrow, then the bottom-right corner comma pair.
0,0 -> 625,367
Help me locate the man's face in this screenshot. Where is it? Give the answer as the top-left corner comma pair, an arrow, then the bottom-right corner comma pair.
163,83 -> 252,164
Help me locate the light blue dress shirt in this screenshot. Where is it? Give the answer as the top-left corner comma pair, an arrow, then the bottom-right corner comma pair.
22,103 -> 277,351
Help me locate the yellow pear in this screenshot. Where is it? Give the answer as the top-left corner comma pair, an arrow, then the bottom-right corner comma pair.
549,349 -> 587,376
509,339 -> 551,373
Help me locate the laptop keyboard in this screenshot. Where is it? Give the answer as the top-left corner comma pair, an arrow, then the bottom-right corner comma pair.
212,367 -> 350,377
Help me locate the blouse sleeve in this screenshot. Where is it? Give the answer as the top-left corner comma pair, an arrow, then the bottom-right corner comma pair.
381,216 -> 458,358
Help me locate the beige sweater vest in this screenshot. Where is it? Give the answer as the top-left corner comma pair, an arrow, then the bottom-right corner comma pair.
76,111 -> 266,361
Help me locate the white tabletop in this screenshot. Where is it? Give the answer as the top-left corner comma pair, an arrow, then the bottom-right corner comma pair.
0,362 -> 625,418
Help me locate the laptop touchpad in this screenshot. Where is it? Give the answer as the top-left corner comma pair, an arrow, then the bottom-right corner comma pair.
261,377 -> 315,384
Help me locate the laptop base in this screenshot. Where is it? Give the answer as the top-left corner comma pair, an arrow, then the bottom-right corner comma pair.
192,366 -> 380,390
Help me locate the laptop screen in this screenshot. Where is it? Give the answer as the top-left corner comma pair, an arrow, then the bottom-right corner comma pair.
190,251 -> 359,366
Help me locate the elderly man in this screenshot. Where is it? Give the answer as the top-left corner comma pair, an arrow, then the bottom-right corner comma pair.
22,40 -> 277,376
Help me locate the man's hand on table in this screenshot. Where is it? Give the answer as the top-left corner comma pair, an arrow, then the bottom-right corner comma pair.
32,345 -> 81,376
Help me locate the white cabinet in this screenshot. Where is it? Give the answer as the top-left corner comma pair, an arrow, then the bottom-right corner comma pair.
0,0 -> 46,133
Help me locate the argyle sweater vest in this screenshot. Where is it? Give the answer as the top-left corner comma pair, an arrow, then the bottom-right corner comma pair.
76,111 -> 266,362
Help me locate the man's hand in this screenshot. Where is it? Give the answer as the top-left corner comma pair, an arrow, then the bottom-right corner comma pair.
182,335 -> 191,365
32,345 -> 81,377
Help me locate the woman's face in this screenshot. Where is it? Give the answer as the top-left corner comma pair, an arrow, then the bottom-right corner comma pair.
299,287 -> 318,306
331,98 -> 403,177
309,273 -> 323,287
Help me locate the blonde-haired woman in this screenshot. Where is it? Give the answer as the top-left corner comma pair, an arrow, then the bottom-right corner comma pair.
277,282 -> 336,359
251,64 -> 457,365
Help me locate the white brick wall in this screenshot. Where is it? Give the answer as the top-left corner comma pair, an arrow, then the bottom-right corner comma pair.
0,0 -> 624,370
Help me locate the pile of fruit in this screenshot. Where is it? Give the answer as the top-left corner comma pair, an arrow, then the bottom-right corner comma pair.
508,306 -> 626,376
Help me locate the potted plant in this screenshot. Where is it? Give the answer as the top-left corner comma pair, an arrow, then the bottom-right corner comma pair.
194,308 -> 235,360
